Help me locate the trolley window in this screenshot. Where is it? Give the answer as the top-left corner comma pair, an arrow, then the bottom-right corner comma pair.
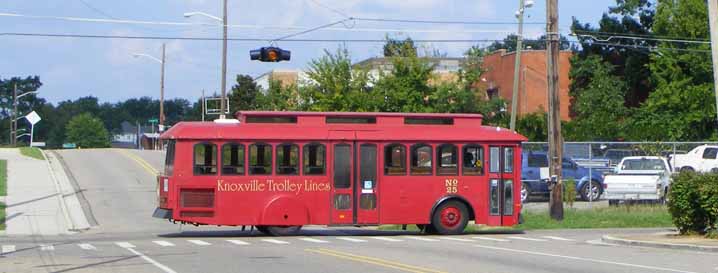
437,144 -> 458,175
411,144 -> 433,175
384,144 -> 406,175
462,145 -> 484,176
249,143 -> 272,175
221,143 -> 244,175
303,143 -> 326,175
276,143 -> 299,175
194,143 -> 217,175
164,140 -> 176,176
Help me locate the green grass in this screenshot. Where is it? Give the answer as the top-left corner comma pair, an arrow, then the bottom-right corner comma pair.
518,205 -> 673,230
0,202 -> 5,231
378,205 -> 673,232
19,147 -> 45,160
0,160 -> 5,196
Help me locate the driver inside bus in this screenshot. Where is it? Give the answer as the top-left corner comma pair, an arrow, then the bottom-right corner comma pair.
464,152 -> 482,169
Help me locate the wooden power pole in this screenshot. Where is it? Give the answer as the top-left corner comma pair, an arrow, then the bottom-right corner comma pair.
708,0 -> 718,128
546,0 -> 564,220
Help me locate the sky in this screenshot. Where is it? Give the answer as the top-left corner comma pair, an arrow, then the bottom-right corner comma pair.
0,0 -> 616,104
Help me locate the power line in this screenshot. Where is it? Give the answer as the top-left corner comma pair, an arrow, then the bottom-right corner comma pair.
573,33 -> 711,45
587,41 -> 711,53
352,17 -> 544,25
572,30 -> 710,42
307,0 -> 350,18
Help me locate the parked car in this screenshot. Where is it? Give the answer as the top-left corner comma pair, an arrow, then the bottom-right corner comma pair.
604,156 -> 672,205
521,152 -> 604,203
597,149 -> 647,167
670,145 -> 718,172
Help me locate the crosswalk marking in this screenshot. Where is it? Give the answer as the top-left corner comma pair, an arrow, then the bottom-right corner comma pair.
371,237 -> 403,242
115,242 -> 136,248
262,239 -> 290,245
404,236 -> 440,242
299,238 -> 329,243
1,245 -> 16,254
153,241 -> 176,247
187,240 -> 211,246
507,236 -> 547,242
442,237 -> 475,242
542,236 -> 575,242
226,240 -> 250,245
40,244 -> 55,251
78,243 -> 97,250
335,237 -> 367,243
473,236 -> 510,242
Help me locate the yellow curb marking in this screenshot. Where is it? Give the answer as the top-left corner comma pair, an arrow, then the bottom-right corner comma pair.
305,248 -> 448,273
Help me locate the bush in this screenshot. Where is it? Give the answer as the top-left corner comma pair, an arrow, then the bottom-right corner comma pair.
668,172 -> 718,235
563,178 -> 576,208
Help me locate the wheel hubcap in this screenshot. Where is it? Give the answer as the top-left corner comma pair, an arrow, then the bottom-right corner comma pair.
521,185 -> 528,202
440,207 -> 461,228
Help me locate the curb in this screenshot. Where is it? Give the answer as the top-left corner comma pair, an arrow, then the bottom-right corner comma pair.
602,234 -> 718,252
40,149 -> 75,232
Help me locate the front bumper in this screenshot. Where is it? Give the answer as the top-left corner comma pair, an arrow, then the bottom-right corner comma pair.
152,208 -> 173,219
604,192 -> 660,201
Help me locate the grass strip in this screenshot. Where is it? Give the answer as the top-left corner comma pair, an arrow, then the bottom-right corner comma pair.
19,147 -> 45,160
0,202 -> 5,231
0,160 -> 5,196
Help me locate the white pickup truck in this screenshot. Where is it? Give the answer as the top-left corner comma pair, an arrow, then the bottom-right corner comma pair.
670,145 -> 718,172
603,156 -> 672,205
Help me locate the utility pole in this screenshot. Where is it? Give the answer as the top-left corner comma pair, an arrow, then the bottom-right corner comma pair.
708,0 -> 718,128
11,83 -> 17,146
219,0 -> 228,119
201,89 -> 206,122
546,0 -> 563,221
510,0 -> 530,131
160,43 -> 166,132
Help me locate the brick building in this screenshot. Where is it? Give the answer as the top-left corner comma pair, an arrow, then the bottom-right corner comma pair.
480,49 -> 573,120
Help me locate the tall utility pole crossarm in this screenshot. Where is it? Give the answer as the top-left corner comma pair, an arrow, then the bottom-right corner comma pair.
160,43 -> 166,130
546,0 -> 564,221
510,0 -> 527,131
220,0 -> 228,119
708,0 -> 718,128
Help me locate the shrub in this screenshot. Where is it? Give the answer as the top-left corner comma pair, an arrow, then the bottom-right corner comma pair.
668,172 -> 718,234
563,178 -> 576,208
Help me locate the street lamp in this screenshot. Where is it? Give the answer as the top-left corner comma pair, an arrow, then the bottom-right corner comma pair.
10,84 -> 39,146
184,0 -> 229,119
132,44 -> 166,133
509,0 -> 534,131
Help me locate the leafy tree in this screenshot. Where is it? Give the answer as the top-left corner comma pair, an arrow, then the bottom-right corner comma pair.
567,55 -> 628,140
486,34 -> 571,52
229,74 -> 261,112
0,76 -> 45,144
302,48 -> 376,112
257,80 -> 300,111
374,55 -> 436,112
383,36 -> 418,57
517,110 -> 548,141
65,113 -> 110,148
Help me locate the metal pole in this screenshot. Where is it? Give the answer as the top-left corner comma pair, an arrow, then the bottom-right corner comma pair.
201,89 -> 206,122
509,0 -> 526,131
12,83 -> 17,146
588,143 -> 592,208
708,0 -> 718,130
160,43 -> 166,131
546,0 -> 563,221
29,123 -> 34,147
219,0 -> 228,119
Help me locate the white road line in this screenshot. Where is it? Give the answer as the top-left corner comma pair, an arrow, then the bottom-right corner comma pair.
40,244 -> 55,251
585,239 -> 619,246
442,237 -> 475,242
335,237 -> 368,243
473,236 -> 510,242
187,240 -> 211,246
153,241 -> 175,247
371,237 -> 403,242
226,239 -> 251,245
78,243 -> 97,250
542,236 -> 575,242
124,247 -> 178,273
299,238 -> 329,243
1,245 -> 16,254
473,244 -> 698,273
262,239 -> 290,245
115,242 -> 136,248
506,236 -> 548,242
404,236 -> 440,242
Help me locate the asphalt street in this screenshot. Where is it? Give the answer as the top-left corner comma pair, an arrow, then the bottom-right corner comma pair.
1,149 -> 716,273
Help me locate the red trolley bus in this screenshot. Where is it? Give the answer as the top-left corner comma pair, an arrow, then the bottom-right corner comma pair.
153,111 -> 526,235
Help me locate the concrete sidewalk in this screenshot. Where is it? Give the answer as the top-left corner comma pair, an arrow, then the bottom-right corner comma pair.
603,230 -> 718,252
0,148 -> 89,236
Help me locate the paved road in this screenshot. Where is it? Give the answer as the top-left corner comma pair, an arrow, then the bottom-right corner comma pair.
2,149 -> 716,273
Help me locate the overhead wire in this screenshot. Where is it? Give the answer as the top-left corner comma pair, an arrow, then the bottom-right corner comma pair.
572,30 -> 710,42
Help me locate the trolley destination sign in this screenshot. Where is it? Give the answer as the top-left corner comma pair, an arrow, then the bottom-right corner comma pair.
216,179 -> 330,194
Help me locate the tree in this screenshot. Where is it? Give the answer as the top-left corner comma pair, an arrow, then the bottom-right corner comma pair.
374,54 -> 436,112
302,48 -> 376,112
486,34 -> 571,52
257,80 -> 300,111
567,55 -> 628,140
383,36 -> 418,57
517,110 -> 548,141
0,76 -> 45,144
229,74 -> 261,112
65,113 -> 111,148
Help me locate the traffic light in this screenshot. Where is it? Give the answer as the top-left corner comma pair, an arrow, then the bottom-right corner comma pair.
250,47 -> 291,62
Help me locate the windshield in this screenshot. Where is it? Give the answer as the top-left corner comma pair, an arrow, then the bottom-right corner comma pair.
621,158 -> 665,171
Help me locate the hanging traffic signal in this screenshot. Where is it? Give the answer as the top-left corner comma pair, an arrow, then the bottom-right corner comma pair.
250,47 -> 291,62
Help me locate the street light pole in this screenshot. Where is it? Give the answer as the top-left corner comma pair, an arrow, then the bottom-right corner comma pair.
510,0 -> 532,131
12,83 -> 17,146
160,43 -> 166,130
220,0 -> 228,119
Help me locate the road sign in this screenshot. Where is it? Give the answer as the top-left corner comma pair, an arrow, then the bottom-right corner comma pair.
148,118 -> 159,123
62,143 -> 77,149
31,142 -> 45,147
25,111 -> 41,125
